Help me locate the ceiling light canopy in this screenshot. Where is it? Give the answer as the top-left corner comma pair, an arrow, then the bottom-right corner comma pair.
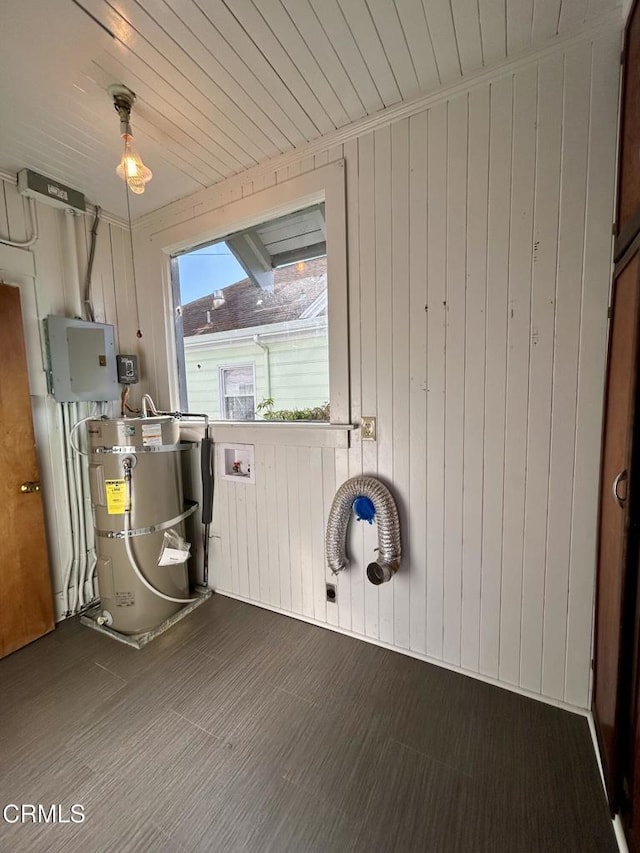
108,84 -> 152,195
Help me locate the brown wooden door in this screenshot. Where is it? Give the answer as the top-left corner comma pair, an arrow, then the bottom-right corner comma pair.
0,283 -> 54,657
593,250 -> 640,808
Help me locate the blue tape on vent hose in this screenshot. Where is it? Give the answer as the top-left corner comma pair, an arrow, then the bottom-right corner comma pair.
353,496 -> 376,524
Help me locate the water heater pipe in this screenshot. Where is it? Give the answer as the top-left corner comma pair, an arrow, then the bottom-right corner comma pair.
122,461 -> 196,604
141,394 -> 159,418
139,396 -> 214,588
200,424 -> 213,588
69,413 -> 98,456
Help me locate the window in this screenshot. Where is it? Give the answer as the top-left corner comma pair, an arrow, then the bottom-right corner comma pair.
173,204 -> 329,422
161,159 -> 348,424
219,364 -> 256,420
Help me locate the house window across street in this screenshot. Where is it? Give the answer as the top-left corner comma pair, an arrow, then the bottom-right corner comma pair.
219,365 -> 256,421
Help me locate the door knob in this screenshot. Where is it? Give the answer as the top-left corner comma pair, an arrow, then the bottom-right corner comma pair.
20,481 -> 40,494
612,469 -> 628,507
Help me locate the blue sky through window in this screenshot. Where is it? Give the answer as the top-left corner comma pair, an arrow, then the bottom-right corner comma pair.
177,242 -> 246,304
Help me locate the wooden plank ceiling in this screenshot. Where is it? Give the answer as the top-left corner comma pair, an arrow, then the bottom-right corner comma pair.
0,0 -> 620,219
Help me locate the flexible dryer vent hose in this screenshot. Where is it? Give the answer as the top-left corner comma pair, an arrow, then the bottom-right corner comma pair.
326,476 -> 401,585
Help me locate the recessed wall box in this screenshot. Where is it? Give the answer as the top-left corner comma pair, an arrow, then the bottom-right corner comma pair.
116,354 -> 139,384
219,443 -> 255,484
18,169 -> 86,213
44,316 -> 119,402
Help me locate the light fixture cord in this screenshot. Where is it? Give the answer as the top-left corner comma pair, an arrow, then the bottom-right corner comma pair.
124,178 -> 143,338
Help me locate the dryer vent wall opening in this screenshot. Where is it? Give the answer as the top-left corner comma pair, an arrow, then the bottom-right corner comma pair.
325,476 -> 401,585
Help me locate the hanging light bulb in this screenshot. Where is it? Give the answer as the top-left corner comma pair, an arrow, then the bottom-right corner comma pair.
109,84 -> 152,195
116,127 -> 152,194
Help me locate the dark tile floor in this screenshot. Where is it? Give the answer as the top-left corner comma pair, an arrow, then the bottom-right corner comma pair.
0,594 -> 617,852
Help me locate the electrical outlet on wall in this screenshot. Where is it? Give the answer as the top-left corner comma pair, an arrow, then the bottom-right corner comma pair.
361,416 -> 376,441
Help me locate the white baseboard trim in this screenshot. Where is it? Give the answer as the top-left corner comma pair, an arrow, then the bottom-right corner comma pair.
586,710 -> 629,852
614,816 -> 630,853
587,711 -> 607,789
214,588 -> 588,717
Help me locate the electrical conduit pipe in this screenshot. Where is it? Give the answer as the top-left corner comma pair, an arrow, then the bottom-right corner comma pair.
62,403 -> 82,612
78,402 -> 98,605
0,197 -> 38,248
59,404 -> 75,615
72,403 -> 88,609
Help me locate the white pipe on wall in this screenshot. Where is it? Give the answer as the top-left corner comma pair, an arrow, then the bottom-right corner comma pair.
0,197 -> 38,248
61,209 -> 82,317
73,402 -> 88,609
87,402 -> 108,601
79,402 -> 97,605
79,404 -> 98,607
62,404 -> 81,613
62,210 -> 100,611
58,404 -> 75,615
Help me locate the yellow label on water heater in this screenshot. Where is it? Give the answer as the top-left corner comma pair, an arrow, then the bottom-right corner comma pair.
105,479 -> 127,515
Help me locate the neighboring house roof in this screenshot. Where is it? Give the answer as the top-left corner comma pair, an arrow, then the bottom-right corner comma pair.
182,256 -> 327,337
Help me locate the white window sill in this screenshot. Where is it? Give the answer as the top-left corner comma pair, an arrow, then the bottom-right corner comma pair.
179,420 -> 353,448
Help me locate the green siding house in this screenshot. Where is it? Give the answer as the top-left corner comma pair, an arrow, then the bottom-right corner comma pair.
181,257 -> 329,420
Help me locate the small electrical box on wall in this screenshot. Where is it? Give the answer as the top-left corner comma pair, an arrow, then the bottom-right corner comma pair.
44,316 -> 119,402
116,354 -> 139,384
219,443 -> 255,484
18,169 -> 86,214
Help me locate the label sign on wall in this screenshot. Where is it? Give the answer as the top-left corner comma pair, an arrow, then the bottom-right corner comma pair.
105,479 -> 127,515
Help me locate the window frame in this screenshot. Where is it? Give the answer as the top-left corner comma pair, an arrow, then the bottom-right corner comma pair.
218,362 -> 257,421
155,159 -> 349,426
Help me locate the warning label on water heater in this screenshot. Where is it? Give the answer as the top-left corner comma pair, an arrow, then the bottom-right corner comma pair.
141,423 -> 163,447
105,479 -> 127,515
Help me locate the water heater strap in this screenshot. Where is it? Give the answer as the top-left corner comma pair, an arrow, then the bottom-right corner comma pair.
93,442 -> 196,455
94,500 -> 199,540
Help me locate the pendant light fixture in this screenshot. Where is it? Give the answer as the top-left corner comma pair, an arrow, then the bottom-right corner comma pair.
107,84 -> 145,339
108,84 -> 152,195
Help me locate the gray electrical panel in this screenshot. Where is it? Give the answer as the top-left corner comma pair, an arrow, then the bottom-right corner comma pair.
44,316 -> 119,402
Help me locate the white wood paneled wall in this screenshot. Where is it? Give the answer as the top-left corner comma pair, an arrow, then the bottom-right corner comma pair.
134,28 -> 620,709
0,179 -> 135,619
